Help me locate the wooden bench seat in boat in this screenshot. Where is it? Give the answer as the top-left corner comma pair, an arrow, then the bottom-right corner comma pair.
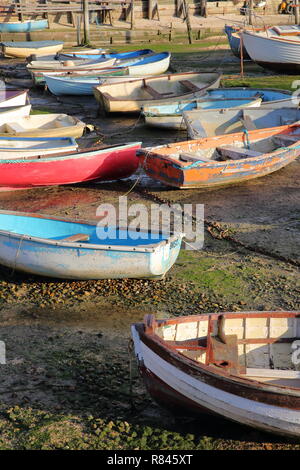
179,80 -> 201,93
216,145 -> 262,160
60,233 -> 90,243
179,152 -> 212,163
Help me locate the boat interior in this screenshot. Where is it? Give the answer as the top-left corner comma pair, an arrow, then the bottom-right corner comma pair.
153,313 -> 300,388
158,127 -> 300,164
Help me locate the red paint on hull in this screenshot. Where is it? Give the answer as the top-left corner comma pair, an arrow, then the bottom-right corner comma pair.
0,143 -> 141,191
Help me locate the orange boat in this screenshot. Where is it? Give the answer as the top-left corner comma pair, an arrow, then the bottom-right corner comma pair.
137,124 -> 300,189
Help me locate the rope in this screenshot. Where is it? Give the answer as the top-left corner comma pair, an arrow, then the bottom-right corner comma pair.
127,338 -> 136,411
121,150 -> 150,197
94,113 -> 143,140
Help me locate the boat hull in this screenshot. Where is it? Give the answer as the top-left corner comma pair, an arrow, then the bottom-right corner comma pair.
138,126 -> 300,189
132,316 -> 300,438
0,231 -> 182,280
0,19 -> 48,33
0,142 -> 141,191
224,25 -> 251,60
242,30 -> 300,73
94,72 -> 221,113
184,107 -> 300,139
143,97 -> 262,130
0,90 -> 28,108
2,41 -> 63,58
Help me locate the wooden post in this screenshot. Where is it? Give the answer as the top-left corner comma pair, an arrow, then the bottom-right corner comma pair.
131,0 -> 135,29
83,0 -> 90,45
295,0 -> 300,24
248,0 -> 253,25
182,0 -> 193,44
76,14 -> 81,46
17,0 -> 24,22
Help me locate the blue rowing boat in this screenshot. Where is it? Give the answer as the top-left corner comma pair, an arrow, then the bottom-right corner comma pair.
0,211 -> 183,280
0,19 -> 48,33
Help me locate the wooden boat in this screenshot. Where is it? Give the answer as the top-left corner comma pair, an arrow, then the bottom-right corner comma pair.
0,211 -> 183,280
0,141 -> 141,191
224,24 -> 251,59
0,137 -> 78,159
142,96 -> 262,130
137,124 -> 300,189
131,311 -> 300,438
1,41 -> 64,59
0,19 -> 48,33
0,105 -> 31,126
0,114 -> 87,139
183,107 -> 300,139
93,72 -> 221,113
208,87 -> 300,108
0,89 -> 28,109
242,26 -> 300,73
27,56 -> 116,72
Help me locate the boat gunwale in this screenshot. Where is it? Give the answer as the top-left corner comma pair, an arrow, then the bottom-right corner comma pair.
93,72 -> 222,103
0,209 -> 183,252
134,310 -> 300,398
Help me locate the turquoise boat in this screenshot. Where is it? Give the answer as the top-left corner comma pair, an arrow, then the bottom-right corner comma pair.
224,24 -> 251,60
0,19 -> 48,33
0,211 -> 183,280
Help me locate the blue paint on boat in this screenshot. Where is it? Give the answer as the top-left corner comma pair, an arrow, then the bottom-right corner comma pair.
0,19 -> 48,33
0,212 -> 184,280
